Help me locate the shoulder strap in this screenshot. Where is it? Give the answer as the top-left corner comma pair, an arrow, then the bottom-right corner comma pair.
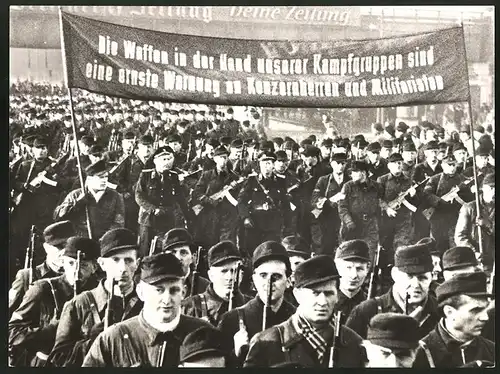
46,279 -> 60,316
84,291 -> 102,325
193,294 -> 209,320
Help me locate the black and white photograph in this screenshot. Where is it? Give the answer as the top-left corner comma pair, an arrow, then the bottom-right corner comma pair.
8,5 -> 495,368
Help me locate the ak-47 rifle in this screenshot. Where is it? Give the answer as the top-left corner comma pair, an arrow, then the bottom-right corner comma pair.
262,274 -> 275,331
74,250 -> 82,297
24,225 -> 37,285
172,167 -> 203,183
287,175 -> 315,194
367,244 -> 383,299
192,175 -> 248,216
311,174 -> 346,219
228,263 -> 243,311
104,278 -> 118,329
149,236 -> 159,256
328,311 -> 342,367
386,176 -> 430,213
106,139 -> 139,190
190,247 -> 202,297
422,175 -> 479,221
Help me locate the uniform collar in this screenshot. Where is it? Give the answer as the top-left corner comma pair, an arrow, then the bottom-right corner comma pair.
39,261 -> 59,277
438,318 -> 476,348
139,312 -> 183,346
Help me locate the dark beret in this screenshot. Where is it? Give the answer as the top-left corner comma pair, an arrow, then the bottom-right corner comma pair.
258,151 -> 276,162
80,135 -> 95,146
367,313 -> 419,349
422,121 -> 435,130
32,137 -> 48,148
452,142 -> 467,153
294,255 -> 339,288
208,241 -> 241,267
300,138 -> 313,147
230,139 -> 243,149
123,131 -> 136,140
482,173 -> 494,187
335,239 -> 370,262
436,271 -> 492,304
252,241 -> 291,272
43,221 -> 75,247
442,154 -> 457,165
476,145 -> 491,156
205,138 -> 220,148
387,153 -> 403,163
180,326 -> 227,363
384,124 -> 395,136
140,253 -> 184,284
88,145 -> 104,156
260,140 -> 275,152
281,236 -> 310,259
213,146 -> 229,157
275,150 -> 288,161
219,136 -> 232,146
63,236 -> 100,261
308,134 -> 317,142
394,242 -> 433,274
435,126 -> 445,135
227,108 -> 234,114
366,142 -> 381,152
282,140 -> 296,150
166,134 -> 182,144
272,137 -> 284,146
99,228 -> 138,258
321,138 -> 333,148
152,146 -> 174,159
372,123 -> 384,132
352,138 -> 369,148
139,135 -> 154,145
381,140 -> 393,149
85,159 -> 108,176
416,237 -> 439,256
442,246 -> 478,270
423,141 -> 439,151
351,161 -> 369,172
301,145 -> 320,158
331,153 -> 348,162
162,228 -> 195,253
396,122 -> 409,131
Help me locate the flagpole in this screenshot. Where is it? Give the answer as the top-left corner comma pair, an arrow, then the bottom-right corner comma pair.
459,23 -> 483,261
58,6 -> 93,238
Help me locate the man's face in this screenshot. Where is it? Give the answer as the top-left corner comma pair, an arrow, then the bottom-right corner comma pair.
331,160 -> 346,174
289,255 -> 307,283
32,146 -> 48,159
453,149 -> 467,163
364,342 -> 417,368
380,147 -> 392,159
392,267 -> 432,305
482,184 -> 495,203
87,174 -> 109,192
402,150 -> 416,164
459,131 -> 470,143
165,245 -> 193,276
252,260 -> 288,305
294,279 -> 338,323
121,139 -> 134,154
176,126 -> 186,134
169,141 -> 182,153
426,129 -> 437,142
230,148 -> 242,160
335,259 -> 369,293
138,278 -> 184,323
424,149 -> 438,163
441,162 -> 457,175
204,144 -> 215,158
366,151 -> 379,164
43,243 -> 63,271
304,155 -> 318,167
259,160 -> 274,176
395,130 -> 404,138
388,161 -> 403,175
274,159 -> 288,174
208,260 -> 241,300
444,295 -> 491,340
213,154 -> 227,170
153,153 -> 175,172
98,249 -> 138,292
88,154 -> 103,165
351,170 -> 366,183
476,155 -> 488,169
137,143 -> 153,160
62,256 -> 96,285
320,146 -> 331,158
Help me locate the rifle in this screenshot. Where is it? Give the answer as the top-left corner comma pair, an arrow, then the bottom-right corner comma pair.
105,139 -> 139,190
262,274 -> 275,331
386,176 -> 430,213
367,244 -> 382,299
24,225 -> 37,285
228,263 -> 242,311
422,175 -> 478,221
192,176 -> 247,216
190,247 -> 202,296
9,155 -> 23,170
328,311 -> 342,367
11,158 -> 36,213
149,236 -> 159,256
104,278 -> 118,329
311,175 -> 346,219
286,175 -> 315,194
74,250 -> 82,297
172,167 -> 203,183
405,291 -> 411,315
488,262 -> 495,295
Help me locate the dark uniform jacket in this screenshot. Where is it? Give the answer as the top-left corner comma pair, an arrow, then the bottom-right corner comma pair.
423,172 -> 471,213
413,161 -> 442,184
335,288 -> 367,326
135,168 -> 190,227
377,172 -> 418,215
311,172 -> 349,221
413,319 -> 495,368
463,164 -> 494,187
346,288 -> 440,340
9,274 -> 99,366
402,162 -> 416,180
48,280 -> 143,367
182,283 -> 252,326
367,159 -> 389,181
9,262 -> 59,316
244,314 -> 365,367
192,168 -> 243,211
188,156 -> 216,173
218,296 -> 296,367
82,313 -> 212,367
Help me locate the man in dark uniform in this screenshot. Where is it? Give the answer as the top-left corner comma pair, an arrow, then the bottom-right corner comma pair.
166,134 -> 188,169
9,237 -> 101,367
338,161 -> 381,263
274,150 -> 301,234
54,160 -> 126,240
182,241 -> 251,326
281,235 -> 310,307
9,221 -> 75,316
135,146 -> 191,256
334,240 -> 370,325
188,138 -> 217,173
244,254 -> 364,367
413,272 -> 495,367
237,152 -> 292,257
48,229 -> 143,367
226,139 -> 246,175
178,326 -> 229,367
452,142 -> 470,174
377,153 -> 417,255
191,146 -> 243,249
423,154 -> 472,253
401,141 -> 418,179
161,228 -> 210,298
310,153 -> 349,255
218,241 -> 296,367
366,142 -> 389,181
462,145 -> 494,186
412,140 -> 442,241
346,242 -> 440,340
82,253 -> 212,367
60,135 -> 95,192
363,313 -> 420,368
222,108 -> 240,139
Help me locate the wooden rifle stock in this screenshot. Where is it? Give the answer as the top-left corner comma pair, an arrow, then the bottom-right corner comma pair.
328,311 -> 342,367
104,278 -> 118,329
228,263 -> 242,311
367,245 -> 382,299
74,250 -> 82,297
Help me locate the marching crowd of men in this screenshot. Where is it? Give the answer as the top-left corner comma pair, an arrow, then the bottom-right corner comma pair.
8,89 -> 495,367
